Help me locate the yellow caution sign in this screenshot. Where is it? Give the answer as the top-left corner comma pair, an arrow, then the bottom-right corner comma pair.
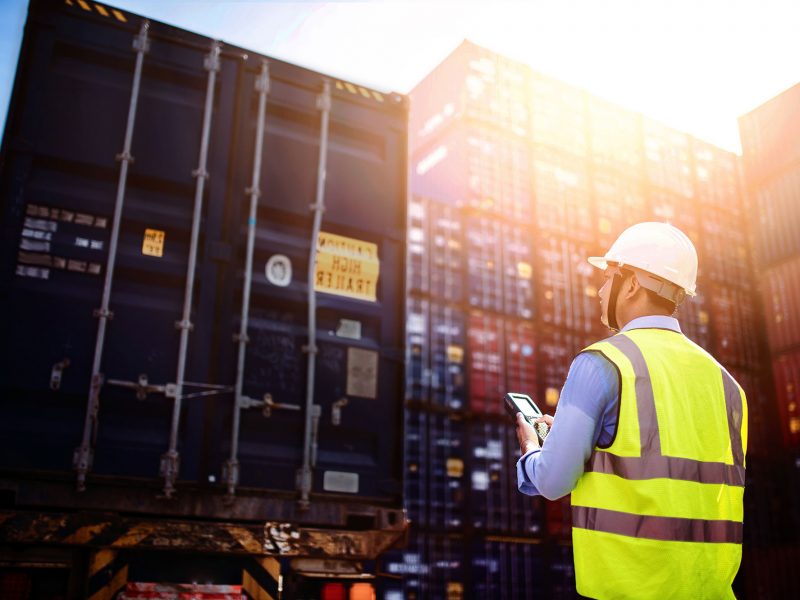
315,232 -> 379,302
142,228 -> 165,257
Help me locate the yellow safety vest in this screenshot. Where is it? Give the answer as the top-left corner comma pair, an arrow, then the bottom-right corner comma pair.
571,328 -> 747,600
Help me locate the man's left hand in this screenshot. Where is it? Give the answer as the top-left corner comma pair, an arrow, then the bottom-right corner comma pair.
516,412 -> 540,455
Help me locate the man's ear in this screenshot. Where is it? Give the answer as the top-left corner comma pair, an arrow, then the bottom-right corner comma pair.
623,273 -> 641,300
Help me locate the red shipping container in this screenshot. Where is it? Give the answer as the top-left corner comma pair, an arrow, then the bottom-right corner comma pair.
468,311 -> 505,414
760,256 -> 800,354
708,284 -> 760,369
505,319 -> 536,398
772,351 -> 800,451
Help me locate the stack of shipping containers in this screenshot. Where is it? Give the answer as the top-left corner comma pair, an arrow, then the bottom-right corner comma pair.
385,40 -> 770,599
739,83 -> 800,598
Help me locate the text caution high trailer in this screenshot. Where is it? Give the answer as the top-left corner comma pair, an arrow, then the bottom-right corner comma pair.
0,0 -> 408,594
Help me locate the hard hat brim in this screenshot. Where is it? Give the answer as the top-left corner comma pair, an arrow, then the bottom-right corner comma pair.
587,256 -> 607,270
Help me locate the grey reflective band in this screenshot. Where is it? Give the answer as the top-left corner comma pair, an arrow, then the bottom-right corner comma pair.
721,370 -> 745,468
605,334 -> 661,454
585,333 -> 746,486
588,452 -> 745,487
572,506 -> 743,544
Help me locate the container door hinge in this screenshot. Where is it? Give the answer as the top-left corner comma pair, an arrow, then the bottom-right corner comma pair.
331,397 -> 349,426
93,308 -> 114,320
50,359 -> 70,391
175,319 -> 194,331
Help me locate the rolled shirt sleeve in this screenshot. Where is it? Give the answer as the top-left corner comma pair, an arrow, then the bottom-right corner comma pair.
516,350 -> 619,499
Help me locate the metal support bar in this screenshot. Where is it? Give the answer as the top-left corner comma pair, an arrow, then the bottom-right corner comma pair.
74,21 -> 150,492
297,80 -> 331,510
225,60 -> 271,500
160,40 -> 221,499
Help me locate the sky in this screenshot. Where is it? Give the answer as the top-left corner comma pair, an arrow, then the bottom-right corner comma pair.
0,0 -> 799,154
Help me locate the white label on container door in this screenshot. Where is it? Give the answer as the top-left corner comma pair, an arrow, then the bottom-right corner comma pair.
336,319 -> 362,340
323,471 -> 359,494
265,254 -> 292,287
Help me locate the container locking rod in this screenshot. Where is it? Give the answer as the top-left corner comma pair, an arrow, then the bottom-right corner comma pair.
161,40 -> 221,499
74,20 -> 149,492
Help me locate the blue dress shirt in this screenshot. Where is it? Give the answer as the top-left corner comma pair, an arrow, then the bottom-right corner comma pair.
516,315 -> 682,499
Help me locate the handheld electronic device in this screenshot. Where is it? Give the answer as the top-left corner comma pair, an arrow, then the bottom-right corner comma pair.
504,392 -> 549,442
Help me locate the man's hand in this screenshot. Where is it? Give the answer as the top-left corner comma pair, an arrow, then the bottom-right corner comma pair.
516,412 -> 554,455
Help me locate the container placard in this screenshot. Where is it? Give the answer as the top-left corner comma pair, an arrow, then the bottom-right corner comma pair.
346,347 -> 378,399
142,228 -> 165,257
314,232 -> 379,302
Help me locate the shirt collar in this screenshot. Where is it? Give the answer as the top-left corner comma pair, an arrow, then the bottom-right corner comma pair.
620,315 -> 682,333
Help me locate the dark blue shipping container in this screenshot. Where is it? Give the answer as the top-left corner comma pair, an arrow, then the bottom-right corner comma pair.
0,0 -> 406,516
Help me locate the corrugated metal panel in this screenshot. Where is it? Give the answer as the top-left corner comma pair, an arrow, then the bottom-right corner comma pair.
591,170 -> 647,251
751,168 -> 800,268
0,0 -> 407,506
468,310 -> 505,414
587,95 -> 644,173
691,138 -> 741,209
529,73 -> 588,156
675,289 -> 711,350
642,118 -> 695,198
381,532 -> 465,600
408,196 -> 465,302
538,237 -> 602,335
411,123 -> 533,222
504,319 -> 536,399
428,414 -> 467,530
738,82 -> 800,186
531,152 -> 592,240
760,256 -> 800,354
409,40 -> 530,152
708,284 -> 760,369
469,421 -> 512,531
700,205 -> 750,286
772,351 -> 800,451
430,303 -> 467,410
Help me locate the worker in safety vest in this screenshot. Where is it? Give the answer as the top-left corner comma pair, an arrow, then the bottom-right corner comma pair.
515,222 -> 747,600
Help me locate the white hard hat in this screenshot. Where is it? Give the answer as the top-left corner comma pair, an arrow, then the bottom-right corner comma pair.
588,222 -> 698,297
